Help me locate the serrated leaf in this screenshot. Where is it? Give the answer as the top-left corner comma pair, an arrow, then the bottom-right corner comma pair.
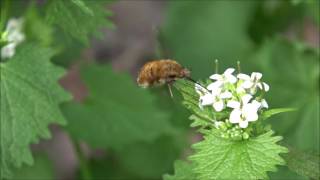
250,38 -> 319,153
0,44 -> 70,178
46,0 -> 113,44
261,108 -> 297,120
190,130 -> 288,179
71,0 -> 94,16
163,160 -> 196,180
61,64 -> 176,149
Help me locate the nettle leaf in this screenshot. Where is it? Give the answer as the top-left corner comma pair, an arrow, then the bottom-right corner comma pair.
0,44 -> 70,178
163,160 -> 197,180
61,64 -> 175,149
251,38 -> 319,152
190,130 -> 288,179
46,0 -> 113,44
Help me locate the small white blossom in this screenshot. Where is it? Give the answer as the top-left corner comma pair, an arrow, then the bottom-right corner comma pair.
208,68 -> 237,89
1,18 -> 25,60
237,72 -> 269,94
227,94 -> 260,128
198,87 -> 232,112
1,43 -> 16,59
195,66 -> 270,133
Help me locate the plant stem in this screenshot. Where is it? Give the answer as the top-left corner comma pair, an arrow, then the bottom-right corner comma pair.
72,139 -> 92,180
0,0 -> 10,32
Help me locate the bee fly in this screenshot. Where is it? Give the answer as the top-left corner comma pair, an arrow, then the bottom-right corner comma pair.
137,59 -> 207,97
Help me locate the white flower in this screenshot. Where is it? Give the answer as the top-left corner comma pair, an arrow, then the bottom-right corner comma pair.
237,72 -> 269,94
227,94 -> 261,128
252,99 -> 269,109
1,43 -> 16,59
198,87 -> 232,112
208,68 -> 237,89
1,18 -> 25,60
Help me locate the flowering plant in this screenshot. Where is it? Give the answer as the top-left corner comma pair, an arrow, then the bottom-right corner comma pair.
195,67 -> 271,140
165,63 -> 298,179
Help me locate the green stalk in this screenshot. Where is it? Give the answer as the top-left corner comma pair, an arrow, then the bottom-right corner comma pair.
0,0 -> 10,33
72,139 -> 92,180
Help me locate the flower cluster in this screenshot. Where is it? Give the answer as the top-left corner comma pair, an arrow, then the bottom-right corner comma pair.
1,18 -> 25,60
195,68 -> 269,139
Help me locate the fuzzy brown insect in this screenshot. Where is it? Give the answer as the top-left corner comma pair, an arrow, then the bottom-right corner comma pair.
137,59 -> 191,88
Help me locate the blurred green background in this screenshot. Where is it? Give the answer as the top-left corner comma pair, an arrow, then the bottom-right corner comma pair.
2,0 -> 319,179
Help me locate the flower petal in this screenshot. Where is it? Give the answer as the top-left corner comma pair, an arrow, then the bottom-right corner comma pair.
241,94 -> 252,104
1,43 -> 16,59
239,120 -> 249,128
195,84 -> 206,95
213,100 -> 224,112
209,74 -> 222,80
237,73 -> 250,80
263,82 -> 270,91
200,93 -> 214,106
251,100 -> 262,109
224,68 -> 235,75
211,87 -> 222,96
227,100 -> 240,109
246,112 -> 258,122
242,104 -> 259,122
241,80 -> 254,89
207,81 -> 222,91
220,91 -> 232,99
226,74 -> 237,84
236,86 -> 245,93
230,109 -> 241,123
251,72 -> 262,80
261,99 -> 269,109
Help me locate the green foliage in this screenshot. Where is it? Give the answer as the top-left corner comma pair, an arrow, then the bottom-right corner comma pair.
12,154 -> 54,180
190,130 -> 288,179
250,38 -> 319,152
163,160 -> 196,180
284,146 -> 320,179
25,4 -> 54,46
261,108 -> 297,120
116,136 -> 185,179
163,1 -> 257,78
0,43 -> 71,178
46,0 -> 113,45
61,64 -> 176,149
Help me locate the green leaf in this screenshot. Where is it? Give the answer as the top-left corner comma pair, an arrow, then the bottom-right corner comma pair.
61,64 -> 176,149
0,44 -> 71,178
116,136 -> 185,179
12,154 -> 54,180
71,0 -> 94,16
25,4 -> 54,46
46,0 -> 113,44
261,108 -> 297,120
190,130 -> 288,179
283,146 -> 320,179
163,160 -> 196,180
250,38 -> 319,153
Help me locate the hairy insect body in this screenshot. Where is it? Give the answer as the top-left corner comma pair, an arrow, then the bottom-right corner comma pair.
137,60 -> 190,88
